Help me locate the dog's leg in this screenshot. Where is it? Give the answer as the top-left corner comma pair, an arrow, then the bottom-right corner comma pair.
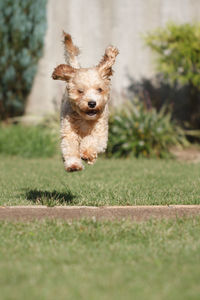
80,135 -> 98,165
80,115 -> 108,165
61,119 -> 83,172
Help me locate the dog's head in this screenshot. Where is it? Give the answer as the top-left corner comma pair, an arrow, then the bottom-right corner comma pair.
52,44 -> 119,121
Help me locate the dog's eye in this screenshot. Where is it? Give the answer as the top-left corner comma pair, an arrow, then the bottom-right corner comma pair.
77,89 -> 84,94
97,88 -> 103,93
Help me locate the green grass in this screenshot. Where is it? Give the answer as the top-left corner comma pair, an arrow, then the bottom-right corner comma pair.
0,218 -> 200,300
0,156 -> 200,206
0,125 -> 57,158
1,154 -> 200,299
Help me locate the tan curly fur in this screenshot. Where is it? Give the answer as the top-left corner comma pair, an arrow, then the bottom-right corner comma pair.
52,32 -> 119,172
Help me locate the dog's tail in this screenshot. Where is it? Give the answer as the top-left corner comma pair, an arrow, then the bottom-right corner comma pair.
63,32 -> 80,68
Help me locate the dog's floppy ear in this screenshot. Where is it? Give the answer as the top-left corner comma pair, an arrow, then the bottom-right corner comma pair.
97,46 -> 119,79
52,64 -> 75,81
63,32 -> 80,68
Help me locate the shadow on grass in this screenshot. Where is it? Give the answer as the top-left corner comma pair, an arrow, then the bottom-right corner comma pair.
25,189 -> 76,206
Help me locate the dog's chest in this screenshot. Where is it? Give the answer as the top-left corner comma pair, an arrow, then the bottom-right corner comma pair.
70,117 -> 93,138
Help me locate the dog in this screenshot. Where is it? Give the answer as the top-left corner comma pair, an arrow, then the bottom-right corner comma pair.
52,32 -> 118,172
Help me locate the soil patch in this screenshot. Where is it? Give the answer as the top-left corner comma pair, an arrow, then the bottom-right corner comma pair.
171,147 -> 200,163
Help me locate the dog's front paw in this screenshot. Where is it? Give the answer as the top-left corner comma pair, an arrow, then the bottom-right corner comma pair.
64,157 -> 84,172
81,148 -> 97,165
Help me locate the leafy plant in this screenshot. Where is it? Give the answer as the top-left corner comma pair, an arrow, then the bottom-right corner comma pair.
107,99 -> 188,158
145,23 -> 200,128
0,0 -> 47,120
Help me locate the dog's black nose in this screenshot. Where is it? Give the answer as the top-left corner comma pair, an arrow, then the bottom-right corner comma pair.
88,101 -> 96,108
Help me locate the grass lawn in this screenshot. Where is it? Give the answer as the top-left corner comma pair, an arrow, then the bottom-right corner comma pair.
0,218 -> 200,300
0,155 -> 200,206
1,156 -> 200,299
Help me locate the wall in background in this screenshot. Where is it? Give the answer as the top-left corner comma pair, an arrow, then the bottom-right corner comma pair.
26,0 -> 200,116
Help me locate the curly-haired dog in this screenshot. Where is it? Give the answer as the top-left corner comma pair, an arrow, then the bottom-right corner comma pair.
52,33 -> 119,172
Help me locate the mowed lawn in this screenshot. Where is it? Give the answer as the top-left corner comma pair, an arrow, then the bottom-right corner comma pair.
0,155 -> 200,206
1,156 -> 200,300
0,218 -> 200,300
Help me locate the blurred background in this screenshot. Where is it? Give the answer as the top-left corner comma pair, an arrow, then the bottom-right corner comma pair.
0,0 -> 200,159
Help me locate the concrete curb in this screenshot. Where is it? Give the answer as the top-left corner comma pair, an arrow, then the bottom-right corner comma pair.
0,205 -> 200,221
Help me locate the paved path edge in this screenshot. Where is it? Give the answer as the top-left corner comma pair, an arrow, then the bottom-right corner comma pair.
0,205 -> 200,221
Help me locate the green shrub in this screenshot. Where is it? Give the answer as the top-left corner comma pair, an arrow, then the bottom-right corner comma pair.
0,125 -> 57,158
107,100 -> 188,158
145,23 -> 200,128
0,0 -> 47,120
